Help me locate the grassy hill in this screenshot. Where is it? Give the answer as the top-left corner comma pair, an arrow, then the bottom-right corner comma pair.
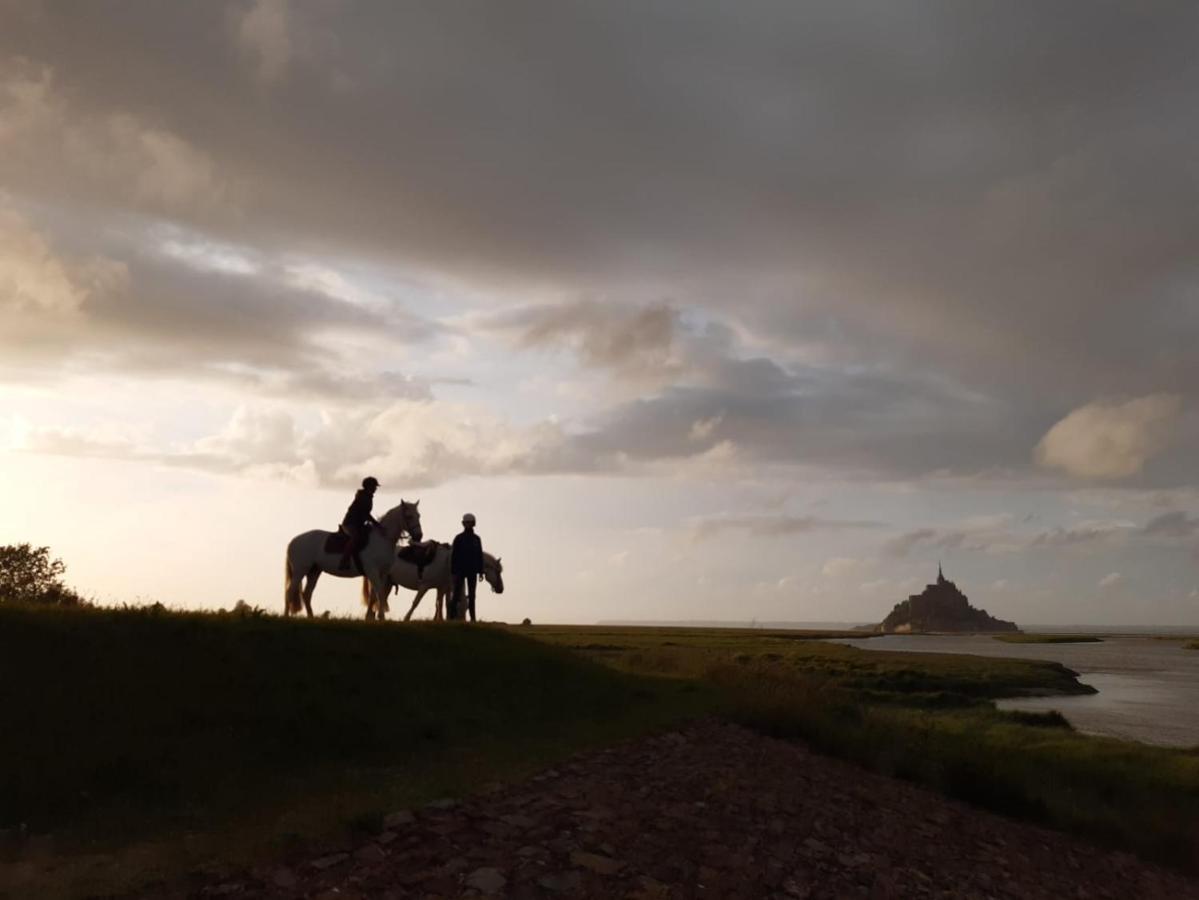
0,605 -> 709,896
4,608 -> 1199,895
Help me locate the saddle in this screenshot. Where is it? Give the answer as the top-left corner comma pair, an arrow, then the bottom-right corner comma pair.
396,541 -> 444,582
396,541 -> 441,569
324,526 -> 371,555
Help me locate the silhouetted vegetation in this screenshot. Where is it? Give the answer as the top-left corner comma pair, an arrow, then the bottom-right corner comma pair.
0,544 -> 88,606
994,633 -> 1104,644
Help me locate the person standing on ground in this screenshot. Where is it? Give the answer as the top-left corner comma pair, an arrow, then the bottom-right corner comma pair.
450,513 -> 484,621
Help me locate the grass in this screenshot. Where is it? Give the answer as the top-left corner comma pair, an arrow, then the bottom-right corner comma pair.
528,624 -> 1094,704
1186,641 -> 1199,650
994,633 -> 1104,644
0,605 -> 711,897
521,625 -> 1199,872
5,609 -> 1198,893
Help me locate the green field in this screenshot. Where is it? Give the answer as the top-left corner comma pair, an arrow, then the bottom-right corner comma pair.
2,608 -> 1198,896
994,633 -> 1105,644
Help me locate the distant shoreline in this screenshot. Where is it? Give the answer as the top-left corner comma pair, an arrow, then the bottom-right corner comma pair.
596,620 -> 1199,636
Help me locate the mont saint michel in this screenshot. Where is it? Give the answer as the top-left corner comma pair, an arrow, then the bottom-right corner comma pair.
877,566 -> 1019,634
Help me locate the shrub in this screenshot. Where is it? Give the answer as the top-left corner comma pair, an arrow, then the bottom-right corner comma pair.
0,543 -> 88,605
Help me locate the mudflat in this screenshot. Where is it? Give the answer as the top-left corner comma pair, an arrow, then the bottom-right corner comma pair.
176,719 -> 1197,900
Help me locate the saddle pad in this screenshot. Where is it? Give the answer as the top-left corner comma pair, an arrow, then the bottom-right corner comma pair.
396,541 -> 439,567
324,528 -> 370,554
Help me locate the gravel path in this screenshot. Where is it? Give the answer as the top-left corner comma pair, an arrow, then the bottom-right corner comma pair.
178,720 -> 1196,899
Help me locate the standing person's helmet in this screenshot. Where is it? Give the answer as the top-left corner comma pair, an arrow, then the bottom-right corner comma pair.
363,476 -> 380,489
462,513 -> 477,526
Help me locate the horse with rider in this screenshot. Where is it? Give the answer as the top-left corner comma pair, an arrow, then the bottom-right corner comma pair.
284,477 -> 503,622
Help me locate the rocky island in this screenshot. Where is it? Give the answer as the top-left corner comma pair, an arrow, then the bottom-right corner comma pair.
877,565 -> 1018,633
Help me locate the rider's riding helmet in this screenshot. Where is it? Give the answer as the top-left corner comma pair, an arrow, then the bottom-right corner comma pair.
362,476 -> 380,490
462,513 -> 477,526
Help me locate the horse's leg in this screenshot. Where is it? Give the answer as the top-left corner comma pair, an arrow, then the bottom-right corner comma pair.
404,587 -> 427,622
284,555 -> 305,617
435,587 -> 445,623
368,573 -> 388,621
301,565 -> 320,618
361,577 -> 375,620
378,572 -> 392,619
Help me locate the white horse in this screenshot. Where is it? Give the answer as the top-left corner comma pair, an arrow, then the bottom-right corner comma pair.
361,543 -> 504,621
284,500 -> 423,618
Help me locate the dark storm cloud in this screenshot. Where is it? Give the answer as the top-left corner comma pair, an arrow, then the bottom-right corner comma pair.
0,206 -> 437,397
477,299 -> 680,377
1142,511 -> 1199,539
885,510 -> 1199,560
3,2 -> 1198,482
570,353 -> 1036,478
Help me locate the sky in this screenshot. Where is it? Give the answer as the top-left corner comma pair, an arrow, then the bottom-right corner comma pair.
2,1 -> 1198,625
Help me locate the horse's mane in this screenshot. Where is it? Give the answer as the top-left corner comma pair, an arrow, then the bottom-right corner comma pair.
377,501 -> 418,543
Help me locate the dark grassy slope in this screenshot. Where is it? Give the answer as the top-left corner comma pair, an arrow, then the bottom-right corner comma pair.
0,606 -> 708,843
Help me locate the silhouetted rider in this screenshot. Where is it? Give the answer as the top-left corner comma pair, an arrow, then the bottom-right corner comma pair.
450,513 -> 484,621
339,476 -> 380,570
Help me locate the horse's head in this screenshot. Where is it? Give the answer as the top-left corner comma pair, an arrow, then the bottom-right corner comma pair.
483,554 -> 504,594
380,498 -> 422,544
402,498 -> 423,543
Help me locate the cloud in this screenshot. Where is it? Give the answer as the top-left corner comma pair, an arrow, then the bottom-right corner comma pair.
1035,395 -> 1183,480
478,299 -> 681,379
690,513 -> 883,540
1141,511 -> 1199,539
0,204 -> 439,401
0,206 -> 127,315
2,4 -> 1199,492
886,517 -> 1131,558
16,398 -> 584,489
821,557 -> 870,579
1098,572 -> 1123,589
233,0 -> 292,85
0,55 -> 233,214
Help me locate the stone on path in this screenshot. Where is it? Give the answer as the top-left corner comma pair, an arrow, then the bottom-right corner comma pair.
310,851 -> 349,870
382,809 -> 415,828
465,866 -> 507,894
538,870 -> 584,892
353,843 -> 386,863
569,849 -> 624,875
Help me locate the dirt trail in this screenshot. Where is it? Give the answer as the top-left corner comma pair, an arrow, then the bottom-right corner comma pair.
175,720 -> 1196,899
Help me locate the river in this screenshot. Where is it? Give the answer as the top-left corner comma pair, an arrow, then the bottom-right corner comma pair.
832,634 -> 1199,748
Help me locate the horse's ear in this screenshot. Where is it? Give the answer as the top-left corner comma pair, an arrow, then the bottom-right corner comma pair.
415,499 -> 420,507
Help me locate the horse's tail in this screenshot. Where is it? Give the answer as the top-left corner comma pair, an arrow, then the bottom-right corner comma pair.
284,554 -> 303,615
